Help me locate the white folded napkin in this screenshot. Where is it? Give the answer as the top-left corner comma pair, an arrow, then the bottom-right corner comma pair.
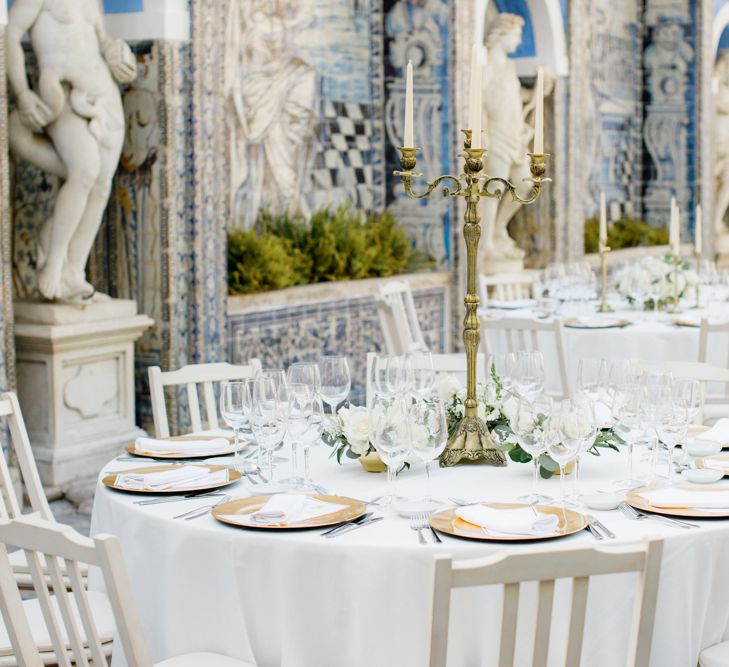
225,494 -> 349,526
133,436 -> 232,455
115,466 -> 228,491
488,298 -> 535,310
455,505 -> 560,536
639,488 -> 729,509
701,457 -> 729,472
696,419 -> 729,447
567,317 -> 623,328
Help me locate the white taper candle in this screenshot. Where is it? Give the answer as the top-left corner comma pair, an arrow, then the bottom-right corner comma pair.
695,203 -> 703,255
468,45 -> 482,149
599,191 -> 607,248
404,60 -> 414,148
533,67 -> 544,154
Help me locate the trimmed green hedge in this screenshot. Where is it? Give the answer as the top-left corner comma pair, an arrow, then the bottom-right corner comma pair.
584,216 -> 669,254
228,206 -> 434,295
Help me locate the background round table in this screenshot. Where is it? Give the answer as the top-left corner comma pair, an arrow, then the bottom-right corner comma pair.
91,444 -> 729,667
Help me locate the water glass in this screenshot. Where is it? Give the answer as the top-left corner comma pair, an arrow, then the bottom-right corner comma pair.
611,383 -> 648,489
406,351 -> 436,398
370,395 -> 410,508
220,381 -> 249,462
302,395 -> 324,491
655,397 -> 689,484
259,368 -> 288,392
407,396 -> 448,510
286,362 -> 321,395
487,352 -> 516,390
511,395 -> 553,503
320,356 -> 351,415
550,399 -> 590,506
514,350 -> 545,400
250,377 -> 287,484
283,383 -> 312,487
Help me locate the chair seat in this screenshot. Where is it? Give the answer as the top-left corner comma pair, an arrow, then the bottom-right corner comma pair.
9,548 -> 89,588
0,590 -> 114,658
700,641 -> 729,667
156,653 -> 256,667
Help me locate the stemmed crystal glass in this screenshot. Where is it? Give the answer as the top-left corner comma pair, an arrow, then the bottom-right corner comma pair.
514,350 -> 545,400
301,395 -> 324,491
673,378 -> 703,463
550,399 -> 590,506
250,377 -> 287,486
286,362 -> 321,395
611,383 -> 648,489
487,353 -> 516,390
370,395 -> 410,508
512,394 -> 553,503
220,380 -> 249,463
577,358 -> 610,426
282,382 -> 312,487
319,356 -> 351,415
260,368 -> 287,392
405,351 -> 436,398
655,397 -> 689,484
406,395 -> 448,511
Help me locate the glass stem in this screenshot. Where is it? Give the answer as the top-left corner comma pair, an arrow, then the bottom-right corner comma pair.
627,442 -> 633,483
573,455 -> 581,496
559,464 -> 566,507
291,442 -> 299,479
304,448 -> 311,486
425,460 -> 431,500
532,456 -> 539,499
268,449 -> 274,484
387,463 -> 397,501
233,428 -> 240,462
667,446 -> 674,484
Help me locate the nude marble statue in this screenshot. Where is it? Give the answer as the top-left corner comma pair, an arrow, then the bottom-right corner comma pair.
7,0 -> 136,303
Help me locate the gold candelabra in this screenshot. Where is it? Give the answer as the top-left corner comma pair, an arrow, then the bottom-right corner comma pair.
395,130 -> 550,467
597,243 -> 613,312
669,254 -> 682,314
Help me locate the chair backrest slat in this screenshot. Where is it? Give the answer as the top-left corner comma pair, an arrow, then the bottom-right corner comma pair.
0,514 -> 154,667
148,360 -> 262,437
430,540 -> 663,667
479,271 -> 537,306
376,281 -> 428,355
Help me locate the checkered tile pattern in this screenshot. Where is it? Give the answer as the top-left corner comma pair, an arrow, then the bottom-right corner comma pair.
311,101 -> 375,210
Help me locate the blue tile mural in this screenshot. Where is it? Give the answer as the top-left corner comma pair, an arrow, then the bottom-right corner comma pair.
103,0 -> 144,13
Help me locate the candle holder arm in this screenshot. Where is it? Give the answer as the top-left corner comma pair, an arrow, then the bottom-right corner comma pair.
393,171 -> 466,200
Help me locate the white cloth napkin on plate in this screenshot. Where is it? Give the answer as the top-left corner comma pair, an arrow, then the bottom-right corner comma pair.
488,298 -> 535,310
639,488 -> 729,509
568,317 -> 622,328
696,419 -> 729,447
115,466 -> 228,491
701,457 -> 729,472
134,436 -> 232,455
455,505 -> 559,536
223,494 -> 349,526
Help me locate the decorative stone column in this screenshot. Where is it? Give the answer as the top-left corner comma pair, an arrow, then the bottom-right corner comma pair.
13,300 -> 152,490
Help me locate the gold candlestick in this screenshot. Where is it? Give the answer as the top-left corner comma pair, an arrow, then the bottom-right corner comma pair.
669,254 -> 682,314
692,250 -> 702,309
596,243 -> 613,312
395,131 -> 550,467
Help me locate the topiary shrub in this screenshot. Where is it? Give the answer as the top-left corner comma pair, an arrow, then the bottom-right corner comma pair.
584,216 -> 669,254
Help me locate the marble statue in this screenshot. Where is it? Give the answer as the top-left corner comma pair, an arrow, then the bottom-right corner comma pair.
225,0 -> 317,230
7,0 -> 136,303
715,52 -> 729,239
480,13 -> 551,265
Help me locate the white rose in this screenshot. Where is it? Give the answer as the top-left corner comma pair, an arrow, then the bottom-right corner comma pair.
502,394 -> 518,424
338,406 -> 370,454
561,411 -> 592,440
437,374 -> 463,404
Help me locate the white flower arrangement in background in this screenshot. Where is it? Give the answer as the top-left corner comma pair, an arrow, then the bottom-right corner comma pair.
613,255 -> 697,310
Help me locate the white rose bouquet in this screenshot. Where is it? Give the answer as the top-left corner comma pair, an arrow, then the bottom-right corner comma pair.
614,255 -> 697,310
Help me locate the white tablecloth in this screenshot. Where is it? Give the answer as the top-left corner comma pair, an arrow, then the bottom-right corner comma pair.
91,443 -> 729,667
480,305 -> 729,395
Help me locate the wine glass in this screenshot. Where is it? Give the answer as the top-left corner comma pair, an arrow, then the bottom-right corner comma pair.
576,358 -> 608,401
514,350 -> 545,400
220,381 -> 249,463
406,351 -> 436,398
407,395 -> 448,511
487,352 -> 516,390
560,397 -> 597,502
301,395 -> 324,491
259,368 -> 287,393
611,383 -> 648,489
282,383 -> 312,487
370,395 -> 410,508
550,399 -> 589,506
319,356 -> 351,415
511,394 -> 553,503
250,377 -> 287,486
672,378 -> 703,424
286,362 -> 321,395
655,397 -> 689,484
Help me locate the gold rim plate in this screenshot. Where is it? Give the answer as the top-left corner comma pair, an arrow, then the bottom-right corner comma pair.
430,502 -> 587,542
674,319 -> 701,328
696,454 -> 729,477
102,464 -> 241,494
125,434 -> 245,459
563,318 -> 631,330
627,484 -> 729,518
213,494 -> 366,530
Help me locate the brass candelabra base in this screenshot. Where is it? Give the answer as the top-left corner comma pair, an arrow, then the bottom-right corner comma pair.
596,303 -> 614,313
440,415 -> 507,467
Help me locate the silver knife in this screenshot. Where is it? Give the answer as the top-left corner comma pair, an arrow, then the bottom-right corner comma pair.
585,520 -> 604,540
324,516 -> 383,538
587,515 -> 615,539
321,513 -> 373,537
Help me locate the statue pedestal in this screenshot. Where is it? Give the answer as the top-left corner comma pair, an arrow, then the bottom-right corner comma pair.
716,233 -> 729,269
13,299 -> 153,491
482,257 -> 525,275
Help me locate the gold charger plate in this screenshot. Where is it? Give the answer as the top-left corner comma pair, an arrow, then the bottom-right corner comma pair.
125,434 -> 245,460
213,494 -> 366,530
102,464 -> 241,494
696,454 -> 729,476
627,484 -> 729,518
430,502 -> 587,542
563,319 -> 631,330
674,319 -> 701,328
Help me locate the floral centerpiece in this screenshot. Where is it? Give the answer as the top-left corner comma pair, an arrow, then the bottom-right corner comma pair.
613,255 -> 697,310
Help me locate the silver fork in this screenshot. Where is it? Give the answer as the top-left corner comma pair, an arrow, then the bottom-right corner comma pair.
409,515 -> 427,544
618,502 -> 698,529
173,495 -> 231,520
417,511 -> 441,543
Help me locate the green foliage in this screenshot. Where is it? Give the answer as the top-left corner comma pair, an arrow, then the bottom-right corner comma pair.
227,206 -> 433,295
584,216 -> 669,254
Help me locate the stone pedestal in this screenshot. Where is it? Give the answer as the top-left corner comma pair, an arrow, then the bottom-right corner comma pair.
14,299 -> 153,490
715,233 -> 729,270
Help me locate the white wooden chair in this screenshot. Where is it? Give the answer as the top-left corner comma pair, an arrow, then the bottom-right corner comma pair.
478,271 -> 537,304
699,319 -> 729,366
148,360 -> 262,438
480,316 -> 571,397
0,513 -> 255,667
428,539 -> 663,667
701,641 -> 729,666
365,352 -> 485,406
0,392 -> 84,590
375,280 -> 428,355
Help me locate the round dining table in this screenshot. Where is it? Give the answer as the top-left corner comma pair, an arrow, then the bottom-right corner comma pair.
91,441 -> 729,667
